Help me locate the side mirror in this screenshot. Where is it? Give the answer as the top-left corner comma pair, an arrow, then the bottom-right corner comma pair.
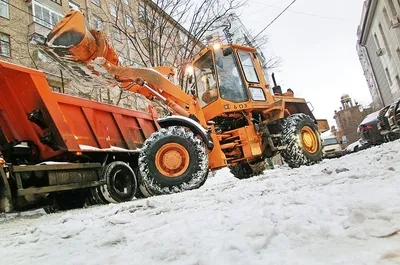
223,47 -> 233,56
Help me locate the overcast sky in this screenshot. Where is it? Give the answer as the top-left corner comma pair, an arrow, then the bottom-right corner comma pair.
239,0 -> 370,126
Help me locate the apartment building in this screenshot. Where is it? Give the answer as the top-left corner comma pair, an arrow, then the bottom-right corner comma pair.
357,0 -> 400,110
0,0 -> 199,109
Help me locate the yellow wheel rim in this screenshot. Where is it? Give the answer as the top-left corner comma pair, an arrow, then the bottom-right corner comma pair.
155,143 -> 190,178
301,126 -> 319,154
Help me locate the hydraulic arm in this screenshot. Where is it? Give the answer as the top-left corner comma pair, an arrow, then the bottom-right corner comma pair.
46,10 -> 206,127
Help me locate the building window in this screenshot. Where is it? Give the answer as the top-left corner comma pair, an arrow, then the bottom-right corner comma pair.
0,0 -> 9,19
69,1 -> 80,11
383,8 -> 391,28
388,0 -> 397,16
33,50 -> 51,62
125,15 -> 133,27
118,52 -> 126,66
113,27 -> 121,41
33,2 -> 63,29
51,86 -> 61,93
138,3 -> 146,18
385,67 -> 393,86
93,15 -> 104,30
0,33 -> 10,57
374,33 -> 382,49
397,47 -> 400,61
91,0 -> 100,6
110,3 -> 117,17
50,0 -> 62,5
378,23 -> 392,57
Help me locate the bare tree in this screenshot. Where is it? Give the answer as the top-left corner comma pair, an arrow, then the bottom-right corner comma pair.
97,0 -> 244,86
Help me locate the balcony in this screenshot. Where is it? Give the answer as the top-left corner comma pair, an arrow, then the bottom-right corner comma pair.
28,22 -> 51,44
28,0 -> 63,44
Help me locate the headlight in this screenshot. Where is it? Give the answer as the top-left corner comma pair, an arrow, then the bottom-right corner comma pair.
250,87 -> 266,101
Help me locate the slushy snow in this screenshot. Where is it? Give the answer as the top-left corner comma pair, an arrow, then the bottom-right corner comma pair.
1,140 -> 400,265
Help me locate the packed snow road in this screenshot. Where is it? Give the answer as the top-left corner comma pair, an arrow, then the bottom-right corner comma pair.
1,141 -> 400,265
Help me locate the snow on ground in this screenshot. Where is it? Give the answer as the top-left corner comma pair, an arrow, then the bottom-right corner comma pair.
1,141 -> 400,265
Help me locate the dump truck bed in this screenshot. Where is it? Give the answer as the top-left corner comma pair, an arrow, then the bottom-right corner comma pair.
0,60 -> 158,161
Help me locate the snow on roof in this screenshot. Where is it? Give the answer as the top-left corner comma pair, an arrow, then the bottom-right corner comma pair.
360,110 -> 380,125
320,131 -> 335,138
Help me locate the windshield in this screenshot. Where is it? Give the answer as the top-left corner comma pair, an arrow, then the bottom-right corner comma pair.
194,51 -> 218,107
237,51 -> 259,83
215,49 -> 248,103
322,138 -> 339,146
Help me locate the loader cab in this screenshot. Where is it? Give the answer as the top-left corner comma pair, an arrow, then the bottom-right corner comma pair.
191,44 -> 273,120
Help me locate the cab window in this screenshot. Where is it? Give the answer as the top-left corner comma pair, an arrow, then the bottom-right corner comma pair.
215,49 -> 248,103
193,51 -> 218,107
237,51 -> 259,83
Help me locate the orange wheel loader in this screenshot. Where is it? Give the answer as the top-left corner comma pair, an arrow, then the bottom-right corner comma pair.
45,10 -> 329,197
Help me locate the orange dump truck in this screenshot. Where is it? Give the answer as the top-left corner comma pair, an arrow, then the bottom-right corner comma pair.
0,60 -> 159,213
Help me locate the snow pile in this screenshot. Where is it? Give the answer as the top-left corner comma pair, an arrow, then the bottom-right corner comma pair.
1,141 -> 400,265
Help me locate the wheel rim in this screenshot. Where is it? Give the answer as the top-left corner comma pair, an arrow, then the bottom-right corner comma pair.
112,169 -> 132,195
155,143 -> 190,178
300,126 -> 319,153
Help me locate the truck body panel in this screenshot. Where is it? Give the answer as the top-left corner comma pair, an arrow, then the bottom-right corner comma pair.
0,60 -> 162,212
0,60 -> 158,161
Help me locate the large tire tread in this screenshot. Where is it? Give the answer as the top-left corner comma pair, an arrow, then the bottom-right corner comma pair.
281,113 -> 322,168
139,126 -> 208,196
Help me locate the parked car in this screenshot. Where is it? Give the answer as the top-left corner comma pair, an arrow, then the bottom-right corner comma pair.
358,111 -> 385,146
321,133 -> 342,158
345,139 -> 365,154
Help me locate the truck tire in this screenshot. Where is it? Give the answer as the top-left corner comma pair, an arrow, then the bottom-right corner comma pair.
100,161 -> 137,203
139,126 -> 208,196
133,168 -> 147,198
44,191 -> 86,213
91,186 -> 109,204
281,113 -> 322,168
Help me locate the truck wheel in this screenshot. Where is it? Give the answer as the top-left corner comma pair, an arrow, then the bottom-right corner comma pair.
100,161 -> 137,203
90,186 -> 109,204
281,113 -> 322,168
139,126 -> 208,196
44,191 -> 86,213
133,168 -> 147,198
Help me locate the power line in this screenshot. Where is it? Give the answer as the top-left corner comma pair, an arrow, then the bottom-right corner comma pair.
250,0 -> 349,22
252,0 -> 297,41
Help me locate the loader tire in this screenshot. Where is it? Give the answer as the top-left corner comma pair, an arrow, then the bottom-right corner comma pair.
229,159 -> 272,179
281,113 -> 322,168
100,161 -> 137,203
139,126 -> 208,196
229,163 -> 254,179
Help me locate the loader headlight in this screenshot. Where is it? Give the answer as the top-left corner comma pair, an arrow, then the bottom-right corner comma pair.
185,65 -> 194,74
213,43 -> 221,50
250,87 -> 266,101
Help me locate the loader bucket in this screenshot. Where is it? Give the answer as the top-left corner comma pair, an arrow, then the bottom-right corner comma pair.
46,10 -> 119,66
